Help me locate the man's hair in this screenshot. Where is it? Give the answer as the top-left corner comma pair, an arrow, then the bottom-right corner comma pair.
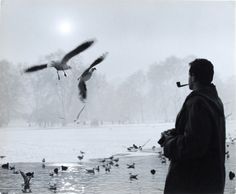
189,58 -> 214,85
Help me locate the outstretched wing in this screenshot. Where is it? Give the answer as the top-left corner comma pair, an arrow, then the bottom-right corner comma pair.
88,52 -> 108,69
61,40 -> 95,64
20,171 -> 28,183
79,52 -> 108,79
24,64 -> 48,73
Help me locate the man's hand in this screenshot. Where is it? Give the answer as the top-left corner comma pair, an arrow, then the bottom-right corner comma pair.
158,128 -> 176,147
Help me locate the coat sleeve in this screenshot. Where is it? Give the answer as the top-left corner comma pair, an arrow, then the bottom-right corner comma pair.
163,97 -> 212,161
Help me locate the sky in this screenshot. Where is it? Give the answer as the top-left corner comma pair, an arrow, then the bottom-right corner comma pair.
0,0 -> 235,81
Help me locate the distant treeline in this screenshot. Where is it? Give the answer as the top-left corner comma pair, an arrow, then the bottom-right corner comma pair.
0,54 -> 235,127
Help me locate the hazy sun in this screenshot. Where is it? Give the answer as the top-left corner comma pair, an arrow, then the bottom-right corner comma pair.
58,20 -> 72,35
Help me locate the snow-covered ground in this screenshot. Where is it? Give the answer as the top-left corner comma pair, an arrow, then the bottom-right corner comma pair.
0,121 -> 235,163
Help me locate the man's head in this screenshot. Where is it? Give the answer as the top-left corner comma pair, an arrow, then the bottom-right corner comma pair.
188,59 -> 214,90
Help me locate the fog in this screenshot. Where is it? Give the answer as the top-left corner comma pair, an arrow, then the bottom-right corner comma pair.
0,0 -> 235,127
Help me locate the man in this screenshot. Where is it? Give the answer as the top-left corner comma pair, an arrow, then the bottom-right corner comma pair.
158,59 -> 225,194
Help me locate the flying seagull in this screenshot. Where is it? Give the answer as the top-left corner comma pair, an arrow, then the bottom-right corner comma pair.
78,52 -> 108,102
24,40 -> 95,80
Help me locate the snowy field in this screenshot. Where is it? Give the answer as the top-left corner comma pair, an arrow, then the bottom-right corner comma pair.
0,123 -> 176,163
0,121 -> 235,163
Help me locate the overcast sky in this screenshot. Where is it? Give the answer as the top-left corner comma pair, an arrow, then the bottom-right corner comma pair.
0,0 -> 235,81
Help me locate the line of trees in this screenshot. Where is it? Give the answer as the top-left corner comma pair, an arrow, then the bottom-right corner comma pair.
0,54 -> 235,127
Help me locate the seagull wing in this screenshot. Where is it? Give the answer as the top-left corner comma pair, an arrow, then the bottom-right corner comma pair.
88,52 -> 108,69
61,40 -> 95,64
20,171 -> 28,183
24,64 -> 48,73
78,52 -> 108,79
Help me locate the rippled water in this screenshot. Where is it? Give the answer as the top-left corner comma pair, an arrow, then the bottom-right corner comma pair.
0,153 -> 169,194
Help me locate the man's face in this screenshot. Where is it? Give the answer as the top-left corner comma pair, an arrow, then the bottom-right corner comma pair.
188,72 -> 194,90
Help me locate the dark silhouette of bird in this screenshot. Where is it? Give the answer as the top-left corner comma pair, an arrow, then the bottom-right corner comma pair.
0,156 -> 6,159
61,165 -> 68,171
95,166 -> 100,172
150,169 -> 156,175
42,158 -> 45,163
86,168 -> 95,174
127,163 -> 135,169
78,155 -> 84,161
108,160 -> 114,166
24,40 -> 94,80
230,137 -> 236,144
129,173 -> 138,180
78,52 -> 108,102
161,157 -> 167,164
1,163 -> 9,169
100,159 -> 106,163
133,144 -> 138,149
9,165 -> 15,170
26,172 -> 34,178
105,165 -> 111,173
20,171 -> 32,193
152,146 -> 156,151
54,168 -> 59,175
229,171 -> 235,180
80,151 -> 85,155
113,158 -> 119,162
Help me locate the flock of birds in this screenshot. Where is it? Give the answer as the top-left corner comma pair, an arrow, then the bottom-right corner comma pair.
1,139 -> 235,193
24,39 -> 107,103
0,143 -> 169,193
0,150 -> 154,193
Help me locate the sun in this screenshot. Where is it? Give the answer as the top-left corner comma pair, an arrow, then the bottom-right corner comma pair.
58,20 -> 72,35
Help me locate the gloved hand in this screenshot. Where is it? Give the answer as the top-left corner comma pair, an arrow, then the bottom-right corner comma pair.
158,128 -> 176,147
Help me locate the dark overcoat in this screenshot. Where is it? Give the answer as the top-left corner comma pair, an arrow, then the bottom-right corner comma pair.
163,84 -> 225,194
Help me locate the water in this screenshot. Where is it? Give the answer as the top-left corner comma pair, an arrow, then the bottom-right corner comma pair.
0,122 -> 235,194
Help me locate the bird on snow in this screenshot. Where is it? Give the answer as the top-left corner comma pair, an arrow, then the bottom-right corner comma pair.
127,163 -> 135,169
129,173 -> 138,180
78,52 -> 108,102
77,155 -> 84,161
80,151 -> 85,155
113,158 -> 119,162
86,168 -> 95,174
24,40 -> 95,80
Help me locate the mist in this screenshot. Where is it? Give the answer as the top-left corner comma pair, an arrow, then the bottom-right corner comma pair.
0,0 -> 235,127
